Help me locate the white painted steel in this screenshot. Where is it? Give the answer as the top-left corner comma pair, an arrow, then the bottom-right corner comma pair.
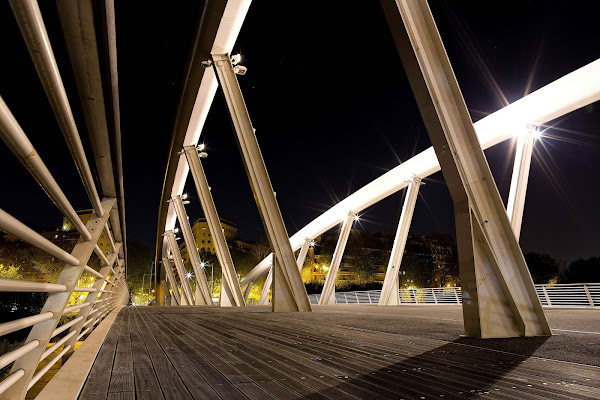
507,131 -> 535,240
162,257 -> 181,305
93,244 -> 110,266
313,284 -> 598,307
41,331 -> 76,362
171,195 -> 212,305
212,55 -> 311,311
320,212 -> 355,305
0,341 -> 39,370
0,209 -> 80,266
0,96 -> 91,241
27,345 -> 71,390
0,370 -> 25,395
83,266 -> 104,280
379,177 -> 421,306
165,231 -> 195,305
0,279 -> 66,293
241,59 -> 600,289
0,313 -> 53,337
9,0 -> 104,219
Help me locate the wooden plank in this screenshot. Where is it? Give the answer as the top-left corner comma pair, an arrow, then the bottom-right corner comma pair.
129,308 -> 164,400
132,309 -> 193,400
79,309 -> 123,399
135,307 -> 239,400
108,308 -> 134,396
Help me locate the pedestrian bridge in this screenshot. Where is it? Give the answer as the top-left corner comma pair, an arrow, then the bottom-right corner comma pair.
1,0 -> 599,399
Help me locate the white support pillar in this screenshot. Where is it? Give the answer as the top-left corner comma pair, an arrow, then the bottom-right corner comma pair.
379,176 -> 421,305
165,231 -> 194,306
162,257 -> 181,306
183,145 -> 245,307
506,128 -> 535,240
259,237 -> 312,306
381,0 -> 549,337
212,54 -> 311,312
5,198 -> 114,399
319,212 -> 355,305
171,195 -> 212,305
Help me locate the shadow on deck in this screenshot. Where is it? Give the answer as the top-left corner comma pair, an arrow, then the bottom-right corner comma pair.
78,306 -> 600,399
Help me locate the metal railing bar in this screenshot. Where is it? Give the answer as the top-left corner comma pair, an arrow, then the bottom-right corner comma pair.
0,340 -> 39,370
83,265 -> 104,279
27,345 -> 71,390
51,316 -> 83,338
73,287 -> 97,293
82,318 -> 93,328
0,208 -> 80,265
0,312 -> 53,337
104,224 -> 117,254
41,331 -> 76,362
94,244 -> 110,266
0,279 -> 66,293
77,327 -> 90,341
0,97 -> 92,241
62,303 -> 90,315
0,369 -> 25,395
9,0 -> 104,219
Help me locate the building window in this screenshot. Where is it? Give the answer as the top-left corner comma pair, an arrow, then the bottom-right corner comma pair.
202,227 -> 206,230
99,242 -> 104,247
202,240 -> 205,244
202,233 -> 205,237
207,240 -> 211,244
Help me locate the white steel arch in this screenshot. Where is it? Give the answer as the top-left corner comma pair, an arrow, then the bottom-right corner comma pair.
241,58 -> 600,288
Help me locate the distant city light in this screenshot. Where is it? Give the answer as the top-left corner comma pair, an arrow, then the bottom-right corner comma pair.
353,214 -> 360,222
310,241 -> 316,247
186,272 -> 192,278
200,262 -> 205,268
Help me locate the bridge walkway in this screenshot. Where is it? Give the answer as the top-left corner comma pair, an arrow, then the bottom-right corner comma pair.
80,306 -> 600,399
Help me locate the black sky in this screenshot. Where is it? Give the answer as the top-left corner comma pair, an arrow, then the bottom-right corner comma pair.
1,1 -> 599,262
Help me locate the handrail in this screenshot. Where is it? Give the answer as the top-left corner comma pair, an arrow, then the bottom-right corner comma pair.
0,209 -> 80,266
0,279 -> 67,293
0,96 -> 92,241
311,284 -> 599,308
0,312 -> 53,337
9,0 -> 104,219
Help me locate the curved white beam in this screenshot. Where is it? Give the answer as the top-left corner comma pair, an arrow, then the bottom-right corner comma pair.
241,59 -> 600,288
161,0 -> 252,259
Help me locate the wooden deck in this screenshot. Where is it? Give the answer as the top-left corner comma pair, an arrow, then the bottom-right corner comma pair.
80,306 -> 600,399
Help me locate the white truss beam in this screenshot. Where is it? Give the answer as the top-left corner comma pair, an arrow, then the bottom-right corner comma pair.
379,176 -> 421,306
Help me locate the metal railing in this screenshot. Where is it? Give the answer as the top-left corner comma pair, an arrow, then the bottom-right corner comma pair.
308,284 -> 599,308
0,1 -> 128,398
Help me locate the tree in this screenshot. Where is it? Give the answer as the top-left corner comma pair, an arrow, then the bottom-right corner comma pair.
561,257 -> 600,284
524,253 -> 560,284
126,238 -> 153,303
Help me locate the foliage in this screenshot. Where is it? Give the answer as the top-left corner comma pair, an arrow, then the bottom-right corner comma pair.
126,238 -> 153,303
561,257 -> 600,283
0,264 -> 22,280
524,253 -> 560,284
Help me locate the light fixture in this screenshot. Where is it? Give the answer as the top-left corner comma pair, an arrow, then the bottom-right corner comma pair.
181,193 -> 188,200
353,214 -> 360,222
310,240 -> 316,247
231,54 -> 242,65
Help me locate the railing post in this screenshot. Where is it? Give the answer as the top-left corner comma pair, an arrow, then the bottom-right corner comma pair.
380,176 -> 421,305
212,54 -> 311,312
432,288 -> 438,304
320,212 -> 355,305
583,285 -> 594,307
541,285 -> 552,306
62,243 -> 122,358
4,198 -> 114,399
165,231 -> 194,305
258,237 -> 311,305
183,145 -> 245,307
171,195 -> 212,305
161,257 -> 181,306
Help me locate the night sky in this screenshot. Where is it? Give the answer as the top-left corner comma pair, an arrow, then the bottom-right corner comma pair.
1,1 -> 599,263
